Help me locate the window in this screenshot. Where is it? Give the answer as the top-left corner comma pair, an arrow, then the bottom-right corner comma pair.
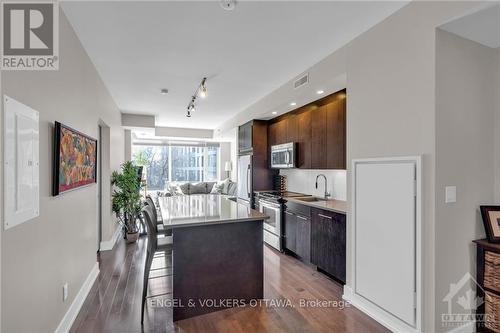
132,144 -> 220,190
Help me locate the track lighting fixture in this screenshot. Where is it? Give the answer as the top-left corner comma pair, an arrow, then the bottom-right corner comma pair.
200,78 -> 207,98
186,77 -> 208,117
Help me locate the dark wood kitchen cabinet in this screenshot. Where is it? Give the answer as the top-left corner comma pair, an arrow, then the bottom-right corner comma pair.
267,89 -> 346,170
311,208 -> 346,283
238,121 -> 253,154
296,110 -> 312,169
269,114 -> 297,147
238,120 -> 277,203
284,201 -> 311,262
311,105 -> 327,169
284,211 -> 297,253
295,215 -> 311,262
286,113 -> 298,144
284,210 -> 311,262
326,97 -> 346,169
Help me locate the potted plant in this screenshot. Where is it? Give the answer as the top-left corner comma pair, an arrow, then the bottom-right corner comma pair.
111,161 -> 142,243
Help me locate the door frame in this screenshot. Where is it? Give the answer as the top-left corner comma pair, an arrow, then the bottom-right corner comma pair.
97,124 -> 103,251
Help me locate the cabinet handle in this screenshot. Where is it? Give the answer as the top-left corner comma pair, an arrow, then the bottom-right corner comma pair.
297,216 -> 308,221
285,211 -> 293,216
318,213 -> 332,220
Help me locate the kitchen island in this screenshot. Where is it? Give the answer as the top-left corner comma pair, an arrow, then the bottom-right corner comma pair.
157,194 -> 266,321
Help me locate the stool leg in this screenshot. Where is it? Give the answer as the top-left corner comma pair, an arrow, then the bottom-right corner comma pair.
141,250 -> 154,324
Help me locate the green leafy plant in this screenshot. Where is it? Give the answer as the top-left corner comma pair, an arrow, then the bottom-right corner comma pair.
111,161 -> 142,234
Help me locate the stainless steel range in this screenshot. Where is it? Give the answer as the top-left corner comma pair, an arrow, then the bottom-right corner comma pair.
256,191 -> 309,252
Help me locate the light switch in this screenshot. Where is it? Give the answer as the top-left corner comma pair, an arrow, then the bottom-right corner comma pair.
445,186 -> 457,203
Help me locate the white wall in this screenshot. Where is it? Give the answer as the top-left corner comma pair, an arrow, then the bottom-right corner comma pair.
219,142 -> 231,180
280,169 -> 346,201
124,129 -> 132,161
495,48 -> 500,201
214,126 -> 238,182
435,29 -> 498,332
1,10 -> 124,332
346,3 -> 482,331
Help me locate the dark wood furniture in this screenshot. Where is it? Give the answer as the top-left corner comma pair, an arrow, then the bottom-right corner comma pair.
474,239 -> 500,332
311,207 -> 346,283
238,120 -> 278,205
157,195 -> 266,321
267,89 -> 346,170
173,221 -> 263,321
284,201 -> 311,262
283,200 -> 346,283
238,121 -> 253,154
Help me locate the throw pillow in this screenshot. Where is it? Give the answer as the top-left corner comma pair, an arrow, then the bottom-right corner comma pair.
168,184 -> 184,196
190,182 -> 208,194
179,183 -> 190,195
210,182 -> 224,194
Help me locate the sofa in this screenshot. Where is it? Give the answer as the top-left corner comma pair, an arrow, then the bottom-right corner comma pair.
156,179 -> 237,197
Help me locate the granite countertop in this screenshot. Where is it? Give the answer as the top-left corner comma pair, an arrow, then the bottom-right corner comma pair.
286,197 -> 347,215
157,194 -> 267,228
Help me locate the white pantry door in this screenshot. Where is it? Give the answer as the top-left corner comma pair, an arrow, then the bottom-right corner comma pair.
355,161 -> 416,326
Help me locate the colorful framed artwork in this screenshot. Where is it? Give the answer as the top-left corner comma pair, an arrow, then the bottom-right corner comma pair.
480,205 -> 500,243
53,121 -> 97,196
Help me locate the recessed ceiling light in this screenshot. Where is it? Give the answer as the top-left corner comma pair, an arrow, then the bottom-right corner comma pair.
317,90 -> 324,95
290,102 -> 297,106
160,88 -> 168,95
272,111 -> 277,115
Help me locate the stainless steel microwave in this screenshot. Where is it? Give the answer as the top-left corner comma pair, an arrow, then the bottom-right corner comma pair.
270,142 -> 296,169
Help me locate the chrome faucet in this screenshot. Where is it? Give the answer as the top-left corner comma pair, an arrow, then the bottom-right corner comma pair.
315,174 -> 331,199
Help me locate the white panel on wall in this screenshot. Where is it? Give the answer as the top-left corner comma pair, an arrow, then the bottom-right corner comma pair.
3,96 -> 40,230
345,156 -> 422,333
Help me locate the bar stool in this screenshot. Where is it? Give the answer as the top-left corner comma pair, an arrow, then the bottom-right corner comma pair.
141,205 -> 172,324
145,196 -> 172,236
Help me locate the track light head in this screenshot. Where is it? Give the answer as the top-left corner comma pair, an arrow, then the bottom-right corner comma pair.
199,78 -> 207,98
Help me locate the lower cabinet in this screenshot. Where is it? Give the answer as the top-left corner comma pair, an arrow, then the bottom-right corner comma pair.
284,202 -> 346,283
284,210 -> 311,262
296,215 -> 311,262
284,211 -> 297,253
311,208 -> 346,283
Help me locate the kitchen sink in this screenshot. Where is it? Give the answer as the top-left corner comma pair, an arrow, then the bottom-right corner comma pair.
295,196 -> 327,202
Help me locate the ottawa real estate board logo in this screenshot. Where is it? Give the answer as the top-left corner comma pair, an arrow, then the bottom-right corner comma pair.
1,1 -> 59,70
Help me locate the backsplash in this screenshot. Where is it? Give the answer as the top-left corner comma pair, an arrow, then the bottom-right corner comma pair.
279,169 -> 347,201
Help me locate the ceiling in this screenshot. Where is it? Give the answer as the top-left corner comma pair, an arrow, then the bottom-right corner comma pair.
62,1 -> 408,130
441,4 -> 500,49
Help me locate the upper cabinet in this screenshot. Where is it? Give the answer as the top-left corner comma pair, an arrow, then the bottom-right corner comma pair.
326,97 -> 346,169
268,89 -> 346,170
296,110 -> 312,169
238,121 -> 253,154
311,105 -> 327,169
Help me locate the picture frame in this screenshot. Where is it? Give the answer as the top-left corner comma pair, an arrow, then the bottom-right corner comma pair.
480,205 -> 500,243
53,121 -> 98,196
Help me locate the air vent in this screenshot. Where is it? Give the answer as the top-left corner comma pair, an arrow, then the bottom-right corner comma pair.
294,73 -> 309,89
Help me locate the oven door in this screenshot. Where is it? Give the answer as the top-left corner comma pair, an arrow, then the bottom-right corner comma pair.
258,200 -> 281,235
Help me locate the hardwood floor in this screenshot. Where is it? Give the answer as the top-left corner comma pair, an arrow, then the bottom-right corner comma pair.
70,237 -> 389,333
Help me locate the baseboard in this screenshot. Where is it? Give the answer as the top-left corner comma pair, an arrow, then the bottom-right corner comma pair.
343,285 -> 420,333
99,226 -> 121,251
54,262 -> 99,333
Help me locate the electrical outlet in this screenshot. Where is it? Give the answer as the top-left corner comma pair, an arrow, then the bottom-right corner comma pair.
63,283 -> 68,302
